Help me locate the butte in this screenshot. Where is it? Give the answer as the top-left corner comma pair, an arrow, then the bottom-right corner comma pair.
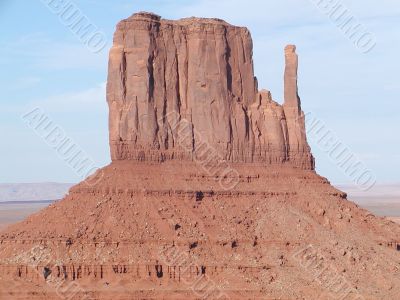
0,12 -> 399,300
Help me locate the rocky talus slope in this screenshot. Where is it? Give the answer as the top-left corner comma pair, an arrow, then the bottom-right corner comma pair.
0,12 -> 399,300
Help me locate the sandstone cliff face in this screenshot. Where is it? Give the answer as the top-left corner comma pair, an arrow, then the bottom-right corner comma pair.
283,45 -> 311,165
107,12 -> 314,169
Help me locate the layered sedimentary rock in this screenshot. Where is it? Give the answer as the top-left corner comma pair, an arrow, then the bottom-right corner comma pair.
0,12 -> 399,300
1,161 -> 400,299
107,12 -> 313,169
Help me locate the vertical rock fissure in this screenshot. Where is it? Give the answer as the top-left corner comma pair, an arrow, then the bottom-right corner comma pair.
121,51 -> 127,103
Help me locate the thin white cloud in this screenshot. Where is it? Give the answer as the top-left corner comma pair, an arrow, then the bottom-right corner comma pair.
9,76 -> 42,90
356,153 -> 381,161
175,0 -> 400,33
176,0 -> 313,27
0,33 -> 109,70
343,0 -> 400,18
0,83 -> 107,114
383,83 -> 400,91
35,82 -> 107,112
34,43 -> 109,70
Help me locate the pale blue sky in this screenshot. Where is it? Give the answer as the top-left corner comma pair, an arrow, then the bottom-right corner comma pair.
0,0 -> 399,185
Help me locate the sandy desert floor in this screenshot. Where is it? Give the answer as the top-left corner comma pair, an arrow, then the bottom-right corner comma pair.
346,194 -> 400,218
337,184 -> 400,224
357,201 -> 400,224
0,202 -> 52,230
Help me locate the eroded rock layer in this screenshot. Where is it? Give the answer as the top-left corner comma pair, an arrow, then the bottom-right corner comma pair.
0,162 -> 400,299
107,12 -> 313,169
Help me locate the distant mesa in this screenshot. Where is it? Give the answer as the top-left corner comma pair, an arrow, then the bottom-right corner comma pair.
0,183 -> 73,203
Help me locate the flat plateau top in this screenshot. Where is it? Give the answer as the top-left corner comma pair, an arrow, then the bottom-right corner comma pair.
123,11 -> 237,27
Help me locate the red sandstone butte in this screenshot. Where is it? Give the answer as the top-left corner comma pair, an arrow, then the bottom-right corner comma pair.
107,13 -> 313,168
0,12 -> 399,300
